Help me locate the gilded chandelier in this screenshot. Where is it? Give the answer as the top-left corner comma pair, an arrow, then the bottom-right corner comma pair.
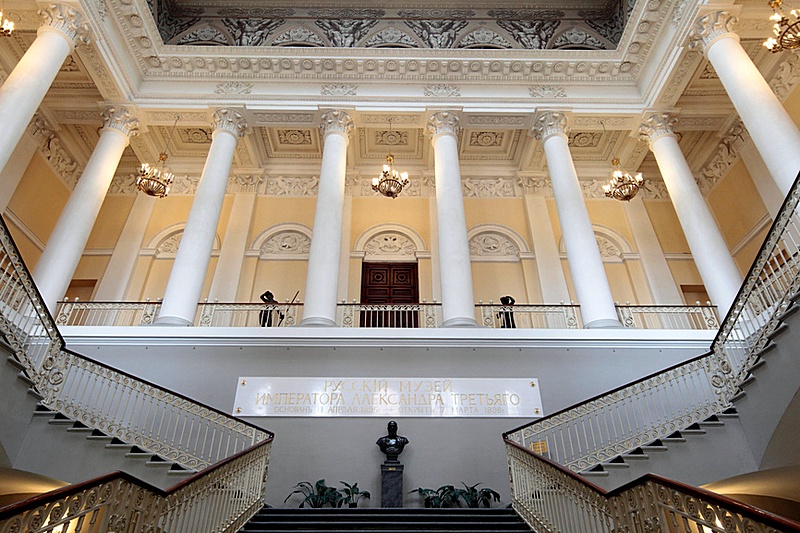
372,119 -> 409,199
0,0 -> 14,36
603,158 -> 644,202
137,115 -> 179,198
764,0 -> 800,52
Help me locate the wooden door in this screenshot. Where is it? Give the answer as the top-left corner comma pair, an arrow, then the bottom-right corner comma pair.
360,262 -> 419,327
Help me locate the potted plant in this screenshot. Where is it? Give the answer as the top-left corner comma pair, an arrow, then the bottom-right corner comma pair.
284,479 -> 343,508
409,485 -> 461,508
339,481 -> 371,508
455,482 -> 500,508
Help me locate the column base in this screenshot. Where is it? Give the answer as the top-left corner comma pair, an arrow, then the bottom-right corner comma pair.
300,316 -> 337,327
152,315 -> 193,327
584,318 -> 623,329
442,316 -> 480,328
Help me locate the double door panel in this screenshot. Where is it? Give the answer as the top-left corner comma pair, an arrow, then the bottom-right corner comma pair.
360,262 -> 419,328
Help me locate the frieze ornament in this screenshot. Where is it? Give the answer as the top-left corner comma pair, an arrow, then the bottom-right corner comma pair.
321,83 -> 357,96
769,50 -> 800,100
688,11 -> 738,52
319,109 -> 354,138
698,120 -> 748,194
364,28 -> 418,47
214,82 -> 253,95
211,108 -> 247,137
100,106 -> 139,139
463,178 -> 514,197
424,84 -> 461,97
639,113 -> 677,144
38,4 -> 91,47
531,112 -> 569,140
405,19 -> 468,48
529,85 -> 567,98
425,111 -> 460,138
230,173 -> 263,193
278,130 -> 312,145
265,176 -> 319,196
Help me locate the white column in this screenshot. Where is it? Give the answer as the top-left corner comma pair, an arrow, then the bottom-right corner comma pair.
532,112 -> 620,328
523,195 -> 570,303
0,136 -> 37,212
426,112 -> 478,327
0,5 -> 89,176
155,109 -> 247,326
624,196 -> 683,304
690,11 -> 800,195
94,193 -> 157,300
208,174 -> 261,301
740,141 -> 783,219
33,106 -> 139,312
640,112 -> 742,317
301,110 -> 352,327
336,192 -> 354,303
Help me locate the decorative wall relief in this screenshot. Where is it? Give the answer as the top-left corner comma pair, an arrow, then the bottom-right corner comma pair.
552,28 -> 606,49
167,174 -> 201,195
595,235 -> 623,260
463,178 -> 515,198
364,28 -> 419,48
404,19 -> 468,48
272,27 -> 325,46
364,233 -> 416,257
529,85 -> 568,98
770,50 -> 800,100
29,116 -> 81,189
458,28 -> 512,48
698,120 -> 748,194
214,81 -> 253,94
469,132 -> 503,147
156,232 -> 183,257
221,18 -> 286,46
175,25 -> 230,45
496,19 -> 560,49
179,128 -> 213,143
265,176 -> 319,196
469,233 -> 520,259
321,83 -> 357,96
424,84 -> 461,97
568,132 -> 601,148
376,130 -> 408,145
260,231 -> 311,257
315,18 -> 378,46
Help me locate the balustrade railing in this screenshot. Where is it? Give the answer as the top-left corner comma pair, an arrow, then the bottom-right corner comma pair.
616,302 -> 719,330
505,440 -> 800,533
478,302 -> 582,329
504,172 -> 800,532
339,301 -> 440,328
196,300 -> 302,327
55,298 -> 162,326
0,215 -> 274,532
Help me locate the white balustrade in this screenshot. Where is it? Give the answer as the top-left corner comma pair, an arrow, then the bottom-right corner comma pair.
196,301 -> 302,327
504,172 -> 800,533
615,302 -> 719,330
478,302 -> 582,329
0,215 -> 273,532
339,302 -> 440,328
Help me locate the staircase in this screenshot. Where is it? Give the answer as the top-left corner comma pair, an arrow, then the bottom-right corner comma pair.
242,508 -> 531,533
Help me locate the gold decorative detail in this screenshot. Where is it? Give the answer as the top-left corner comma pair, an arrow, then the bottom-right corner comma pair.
603,158 -> 644,202
137,115 -> 179,198
372,118 -> 409,199
764,0 -> 800,52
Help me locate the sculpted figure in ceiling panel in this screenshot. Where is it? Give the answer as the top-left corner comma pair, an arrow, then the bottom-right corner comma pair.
271,27 -> 325,47
172,24 -> 230,45
457,28 -> 513,49
315,18 -> 379,47
363,28 -> 420,48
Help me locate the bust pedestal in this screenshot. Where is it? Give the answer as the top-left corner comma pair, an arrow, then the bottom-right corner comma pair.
381,462 -> 404,508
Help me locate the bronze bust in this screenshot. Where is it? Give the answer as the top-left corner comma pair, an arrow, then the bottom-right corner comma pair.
376,420 -> 409,462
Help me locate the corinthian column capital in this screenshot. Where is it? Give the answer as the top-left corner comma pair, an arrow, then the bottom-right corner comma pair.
688,11 -> 738,53
212,108 -> 248,138
639,112 -> 678,145
531,111 -> 569,141
319,109 -> 354,139
38,4 -> 90,48
425,111 -> 461,139
101,105 -> 139,140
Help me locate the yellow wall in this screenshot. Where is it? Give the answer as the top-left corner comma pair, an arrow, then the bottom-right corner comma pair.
350,197 -> 431,248
471,262 -> 526,304
706,160 -> 768,251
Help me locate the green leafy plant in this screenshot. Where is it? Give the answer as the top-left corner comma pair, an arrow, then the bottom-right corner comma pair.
409,485 -> 461,508
339,481 -> 371,508
284,479 -> 343,508
454,482 -> 500,508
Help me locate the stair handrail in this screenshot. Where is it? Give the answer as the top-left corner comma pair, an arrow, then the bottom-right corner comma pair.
505,171 -> 800,530
0,214 -> 274,530
0,438 -> 272,533
505,439 -> 800,533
